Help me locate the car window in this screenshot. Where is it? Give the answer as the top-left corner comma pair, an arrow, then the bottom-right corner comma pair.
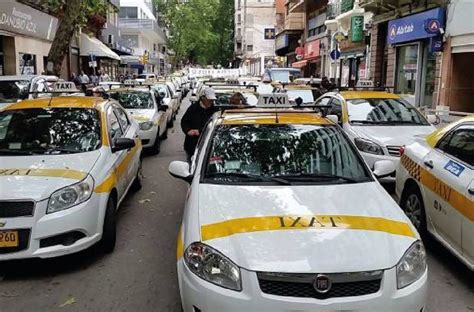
315,97 -> 332,106
346,98 -> 429,125
109,91 -> 154,109
114,106 -> 130,133
329,98 -> 343,118
438,125 -> 474,166
0,80 -> 29,103
203,124 -> 371,184
286,90 -> 314,104
108,107 -> 123,140
0,108 -> 101,154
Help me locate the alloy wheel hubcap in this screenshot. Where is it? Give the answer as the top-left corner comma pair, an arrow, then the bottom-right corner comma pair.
405,194 -> 422,229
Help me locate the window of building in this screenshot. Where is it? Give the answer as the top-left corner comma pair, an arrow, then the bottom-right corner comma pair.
237,28 -> 241,37
108,34 -> 114,44
154,44 -> 157,51
119,7 -> 137,18
307,12 -> 327,37
237,42 -> 242,50
238,0 -> 241,8
19,53 -> 36,75
237,14 -> 241,25
247,45 -> 253,52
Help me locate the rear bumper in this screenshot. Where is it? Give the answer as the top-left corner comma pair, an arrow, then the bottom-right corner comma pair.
138,126 -> 159,148
178,259 -> 428,312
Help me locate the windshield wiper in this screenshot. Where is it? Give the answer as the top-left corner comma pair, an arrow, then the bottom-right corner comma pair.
44,148 -> 80,154
206,172 -> 291,185
273,173 -> 360,183
0,149 -> 36,156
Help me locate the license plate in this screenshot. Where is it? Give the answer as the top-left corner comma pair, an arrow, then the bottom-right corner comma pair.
0,230 -> 19,247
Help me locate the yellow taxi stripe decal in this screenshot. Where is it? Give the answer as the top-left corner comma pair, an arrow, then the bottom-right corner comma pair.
177,227 -> 184,260
94,139 -> 141,193
101,111 -> 110,146
201,215 -> 416,241
0,168 -> 87,180
401,155 -> 474,221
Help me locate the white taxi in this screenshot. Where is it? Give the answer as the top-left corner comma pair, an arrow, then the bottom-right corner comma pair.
396,115 -> 474,270
315,91 -> 436,174
169,98 -> 428,312
0,94 -> 142,259
109,88 -> 169,154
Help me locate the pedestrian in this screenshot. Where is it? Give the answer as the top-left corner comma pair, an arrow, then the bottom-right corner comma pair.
79,71 -> 90,85
70,73 -> 80,86
181,87 -> 217,163
90,72 -> 99,86
100,70 -> 110,82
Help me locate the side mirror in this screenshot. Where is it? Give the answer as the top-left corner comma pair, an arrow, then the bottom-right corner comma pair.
159,104 -> 169,112
326,114 -> 339,124
111,137 -> 136,153
427,114 -> 438,125
169,161 -> 192,183
373,160 -> 396,179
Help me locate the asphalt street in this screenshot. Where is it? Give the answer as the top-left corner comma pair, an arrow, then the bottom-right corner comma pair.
0,98 -> 473,312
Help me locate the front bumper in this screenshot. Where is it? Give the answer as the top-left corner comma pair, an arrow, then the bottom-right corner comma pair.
138,125 -> 159,148
178,259 -> 427,312
0,193 -> 107,260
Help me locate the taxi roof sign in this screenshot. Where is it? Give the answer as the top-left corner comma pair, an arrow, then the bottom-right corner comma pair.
53,81 -> 79,92
257,93 -> 289,107
355,79 -> 374,88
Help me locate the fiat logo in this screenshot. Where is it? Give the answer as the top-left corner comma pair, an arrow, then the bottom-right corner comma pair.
313,274 -> 332,293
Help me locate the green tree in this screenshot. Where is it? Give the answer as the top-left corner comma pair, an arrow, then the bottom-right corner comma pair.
156,0 -> 234,67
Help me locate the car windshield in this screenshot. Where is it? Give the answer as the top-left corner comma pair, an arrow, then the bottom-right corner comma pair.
271,71 -> 290,83
204,124 -> 371,184
287,90 -> 314,104
0,108 -> 101,155
0,80 -> 29,103
110,91 -> 154,109
347,98 -> 429,125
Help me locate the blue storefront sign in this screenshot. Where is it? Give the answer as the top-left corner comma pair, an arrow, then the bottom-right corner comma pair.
387,8 -> 445,45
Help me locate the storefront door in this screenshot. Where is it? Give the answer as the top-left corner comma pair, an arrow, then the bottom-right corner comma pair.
420,45 -> 437,107
395,43 -> 420,106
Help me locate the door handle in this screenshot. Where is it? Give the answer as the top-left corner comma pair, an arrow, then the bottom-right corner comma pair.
424,160 -> 434,169
469,188 -> 474,196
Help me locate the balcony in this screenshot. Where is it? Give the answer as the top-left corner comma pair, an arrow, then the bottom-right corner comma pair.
358,0 -> 397,13
235,34 -> 242,42
119,18 -> 166,43
288,0 -> 305,13
284,12 -> 304,30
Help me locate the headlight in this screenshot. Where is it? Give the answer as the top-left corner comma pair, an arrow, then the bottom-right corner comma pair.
184,242 -> 241,291
396,240 -> 427,289
47,175 -> 94,214
139,121 -> 154,131
354,137 -> 384,155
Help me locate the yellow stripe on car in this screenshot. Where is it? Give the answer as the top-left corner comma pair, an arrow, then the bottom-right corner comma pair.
201,215 -> 416,241
177,227 -> 184,260
0,168 -> 87,180
401,154 -> 474,221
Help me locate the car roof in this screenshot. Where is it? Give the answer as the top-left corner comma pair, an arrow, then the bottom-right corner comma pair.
218,109 -> 332,125
339,91 -> 401,99
426,114 -> 474,147
109,87 -> 151,93
2,96 -> 107,111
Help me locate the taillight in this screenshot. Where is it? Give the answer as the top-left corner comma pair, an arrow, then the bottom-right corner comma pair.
399,145 -> 406,156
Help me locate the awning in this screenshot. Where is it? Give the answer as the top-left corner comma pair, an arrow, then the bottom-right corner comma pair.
80,33 -> 120,60
451,33 -> 474,53
292,60 -> 307,68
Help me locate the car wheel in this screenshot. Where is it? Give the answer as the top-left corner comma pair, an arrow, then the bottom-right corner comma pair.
401,184 -> 428,238
167,117 -> 174,128
101,196 -> 117,253
131,157 -> 143,191
151,130 -> 161,154
161,126 -> 168,140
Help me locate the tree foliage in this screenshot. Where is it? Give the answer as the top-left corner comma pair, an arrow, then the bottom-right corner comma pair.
156,0 -> 234,67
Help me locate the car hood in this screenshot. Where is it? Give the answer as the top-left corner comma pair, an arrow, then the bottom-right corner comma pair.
352,125 -> 435,147
126,109 -> 155,122
198,182 -> 418,273
0,150 -> 100,201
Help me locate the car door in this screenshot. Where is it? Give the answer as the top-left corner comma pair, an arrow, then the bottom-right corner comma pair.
107,105 -> 129,199
113,104 -> 139,190
421,124 -> 474,254
151,91 -> 165,136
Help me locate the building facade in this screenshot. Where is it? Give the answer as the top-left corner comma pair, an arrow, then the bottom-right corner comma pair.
118,0 -> 167,75
235,0 -> 276,75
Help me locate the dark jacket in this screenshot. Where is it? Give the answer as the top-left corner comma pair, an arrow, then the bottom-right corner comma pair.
181,101 -> 217,155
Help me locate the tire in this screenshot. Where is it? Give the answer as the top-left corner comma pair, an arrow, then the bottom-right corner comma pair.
161,126 -> 168,140
101,196 -> 117,253
401,184 -> 428,239
131,157 -> 143,191
151,130 -> 161,155
167,117 -> 174,128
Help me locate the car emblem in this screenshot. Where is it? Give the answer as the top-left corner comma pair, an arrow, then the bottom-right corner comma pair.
313,274 -> 332,293
0,221 -> 5,228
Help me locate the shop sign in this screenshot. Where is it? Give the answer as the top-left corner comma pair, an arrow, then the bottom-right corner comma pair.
264,28 -> 275,40
341,0 -> 354,14
387,8 -> 445,45
351,16 -> 364,42
0,1 -> 58,41
304,40 -> 320,60
430,36 -> 443,52
275,34 -> 289,50
295,47 -> 305,60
